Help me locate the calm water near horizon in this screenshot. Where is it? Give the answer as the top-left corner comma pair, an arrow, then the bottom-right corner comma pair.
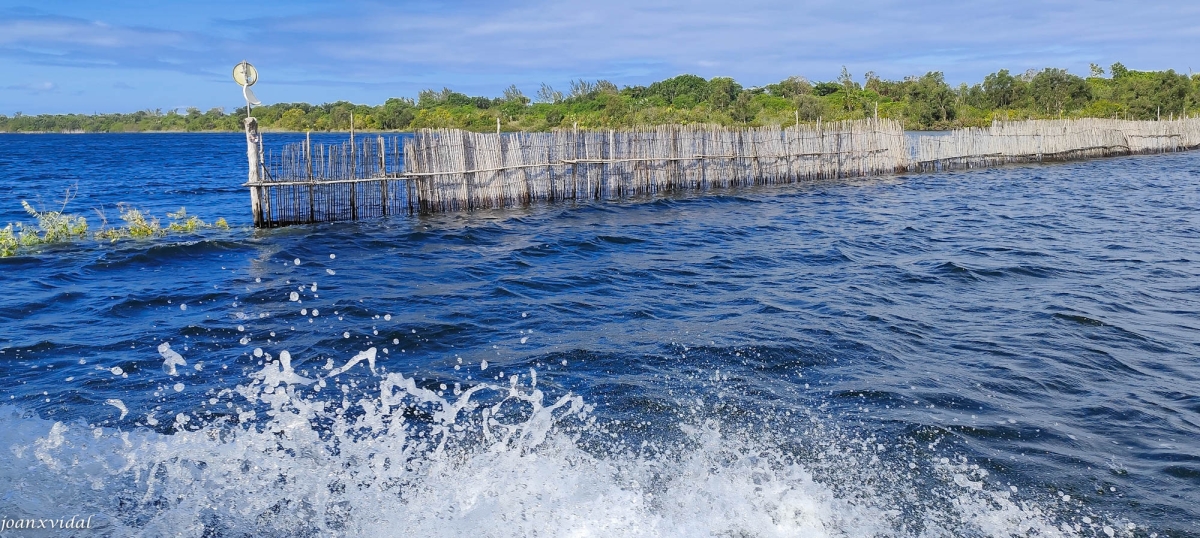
0,133 -> 1197,536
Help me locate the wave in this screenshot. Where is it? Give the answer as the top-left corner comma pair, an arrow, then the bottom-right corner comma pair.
0,346 -> 1130,537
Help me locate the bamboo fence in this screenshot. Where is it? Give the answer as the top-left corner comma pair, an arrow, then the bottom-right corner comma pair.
402,119 -> 909,212
255,134 -> 412,226
912,117 -> 1200,172
245,117 -> 1200,226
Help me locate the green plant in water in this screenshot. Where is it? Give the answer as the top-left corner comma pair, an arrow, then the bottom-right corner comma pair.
21,196 -> 89,244
1,196 -> 230,256
1,188 -> 90,256
0,224 -> 18,257
167,207 -> 205,232
116,204 -> 165,239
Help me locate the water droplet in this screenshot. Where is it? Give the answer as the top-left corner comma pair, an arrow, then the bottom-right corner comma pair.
110,366 -> 123,375
289,292 -> 300,302
294,258 -> 301,265
179,304 -> 187,311
481,360 -> 489,371
173,383 -> 185,392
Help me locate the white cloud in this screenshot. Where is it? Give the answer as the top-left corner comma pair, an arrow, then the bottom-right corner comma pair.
5,81 -> 57,94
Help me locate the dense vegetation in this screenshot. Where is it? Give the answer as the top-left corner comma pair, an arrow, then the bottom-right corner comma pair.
3,63 -> 1198,133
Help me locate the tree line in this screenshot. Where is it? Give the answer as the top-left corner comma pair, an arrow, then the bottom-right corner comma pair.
2,63 -> 1197,133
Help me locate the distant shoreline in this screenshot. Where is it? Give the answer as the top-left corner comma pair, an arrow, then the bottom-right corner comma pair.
3,64 -> 1194,134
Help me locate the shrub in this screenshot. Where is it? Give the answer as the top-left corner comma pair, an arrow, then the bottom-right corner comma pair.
167,207 -> 205,232
117,204 -> 165,238
0,224 -> 17,257
21,200 -> 88,243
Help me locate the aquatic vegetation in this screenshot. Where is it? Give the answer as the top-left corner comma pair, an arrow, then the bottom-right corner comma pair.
0,224 -> 17,256
166,207 -> 204,233
118,204 -> 164,238
20,196 -> 89,244
1,191 -> 91,256
1,200 -> 230,257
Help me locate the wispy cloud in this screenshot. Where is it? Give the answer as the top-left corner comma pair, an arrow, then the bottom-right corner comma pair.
5,81 -> 57,94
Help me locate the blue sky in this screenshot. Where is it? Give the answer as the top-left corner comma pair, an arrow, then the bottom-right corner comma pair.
1,0 -> 1198,114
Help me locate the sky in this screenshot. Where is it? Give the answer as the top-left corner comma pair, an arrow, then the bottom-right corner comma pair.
1,0 -> 1198,115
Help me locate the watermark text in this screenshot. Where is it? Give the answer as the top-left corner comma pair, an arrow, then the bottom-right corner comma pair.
0,515 -> 93,531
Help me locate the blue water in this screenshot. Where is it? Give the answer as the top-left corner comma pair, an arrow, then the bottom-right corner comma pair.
0,133 -> 1197,537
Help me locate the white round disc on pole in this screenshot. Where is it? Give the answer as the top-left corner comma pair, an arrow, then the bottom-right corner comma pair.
233,61 -> 258,87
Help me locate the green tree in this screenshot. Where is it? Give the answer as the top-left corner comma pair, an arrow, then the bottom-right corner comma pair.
646,74 -> 710,107
1028,68 -> 1090,115
907,72 -> 956,127
983,69 -> 1020,108
766,76 -> 811,99
708,77 -> 742,109
1112,69 -> 1191,119
377,98 -> 415,129
279,107 -> 308,131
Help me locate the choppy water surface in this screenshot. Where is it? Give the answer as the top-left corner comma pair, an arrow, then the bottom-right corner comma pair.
0,133 -> 1198,537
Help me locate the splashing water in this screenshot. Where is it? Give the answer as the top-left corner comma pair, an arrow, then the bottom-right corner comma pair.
0,343 -> 1123,537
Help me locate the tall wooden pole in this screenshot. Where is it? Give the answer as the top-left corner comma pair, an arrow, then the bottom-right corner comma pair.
245,116 -> 263,227
379,136 -> 388,216
306,131 -> 314,223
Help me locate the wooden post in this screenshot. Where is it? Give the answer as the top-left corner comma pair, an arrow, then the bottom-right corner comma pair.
350,111 -> 356,180
245,117 -> 264,227
305,131 -> 314,223
350,138 -> 358,220
463,131 -> 476,210
379,136 -> 387,216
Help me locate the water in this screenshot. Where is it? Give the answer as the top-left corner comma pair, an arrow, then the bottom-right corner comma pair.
0,133 -> 1197,537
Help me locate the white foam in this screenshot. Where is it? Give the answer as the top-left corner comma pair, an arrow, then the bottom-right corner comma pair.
157,343 -> 187,376
326,347 -> 377,377
104,399 -> 127,420
0,351 -> 1105,537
